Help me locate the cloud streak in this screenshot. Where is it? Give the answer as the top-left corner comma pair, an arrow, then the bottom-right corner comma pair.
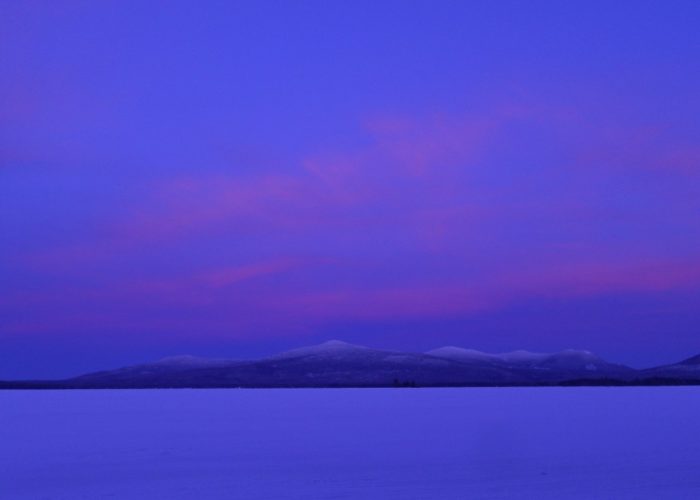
5,96 -> 700,356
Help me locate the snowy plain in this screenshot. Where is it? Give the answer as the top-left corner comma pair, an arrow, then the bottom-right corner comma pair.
1,387 -> 700,499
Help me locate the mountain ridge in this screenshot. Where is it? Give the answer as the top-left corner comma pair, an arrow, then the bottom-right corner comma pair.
1,340 -> 699,389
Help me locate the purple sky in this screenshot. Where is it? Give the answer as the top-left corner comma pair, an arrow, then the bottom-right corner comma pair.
2,1 -> 700,378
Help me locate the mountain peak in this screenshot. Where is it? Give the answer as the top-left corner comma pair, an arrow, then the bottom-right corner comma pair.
558,349 -> 594,356
269,340 -> 370,360
319,340 -> 355,348
426,346 -> 614,370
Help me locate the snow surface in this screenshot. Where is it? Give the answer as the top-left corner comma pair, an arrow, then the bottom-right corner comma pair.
2,388 -> 700,499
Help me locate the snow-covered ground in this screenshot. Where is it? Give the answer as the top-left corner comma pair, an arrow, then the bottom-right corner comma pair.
1,388 -> 699,499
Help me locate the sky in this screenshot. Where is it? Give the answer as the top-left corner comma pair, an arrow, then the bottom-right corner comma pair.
1,0 -> 699,378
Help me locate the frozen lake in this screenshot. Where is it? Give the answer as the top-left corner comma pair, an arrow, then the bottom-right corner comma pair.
2,388 -> 700,499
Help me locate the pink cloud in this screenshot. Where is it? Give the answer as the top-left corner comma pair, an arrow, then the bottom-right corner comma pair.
659,148 -> 700,176
364,113 -> 497,176
494,259 -> 700,300
6,253 -> 700,340
573,121 -> 700,177
1,258 -> 315,337
121,174 -> 313,239
14,100 -> 700,344
24,109 -> 505,268
200,258 -> 302,288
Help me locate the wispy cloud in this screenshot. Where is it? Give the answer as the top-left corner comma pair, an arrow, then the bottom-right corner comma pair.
8,101 -> 700,343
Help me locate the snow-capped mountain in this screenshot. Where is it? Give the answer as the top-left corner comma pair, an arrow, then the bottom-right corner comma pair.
426,347 -> 551,364
266,340 -> 372,360
4,341 -> 699,388
252,340 -> 526,386
426,346 -> 635,381
65,340 -> 524,388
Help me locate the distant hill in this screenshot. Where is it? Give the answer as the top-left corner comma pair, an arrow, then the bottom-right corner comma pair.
639,353 -> 700,382
63,341 -> 526,388
426,346 -> 636,383
1,340 -> 699,389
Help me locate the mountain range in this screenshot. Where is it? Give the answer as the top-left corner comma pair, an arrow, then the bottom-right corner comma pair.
2,340 -> 699,389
